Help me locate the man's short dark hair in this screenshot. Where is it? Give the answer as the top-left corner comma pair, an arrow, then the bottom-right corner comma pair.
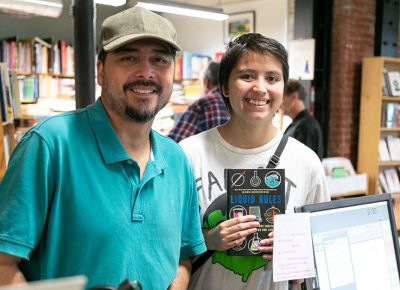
204,62 -> 220,87
285,79 -> 307,101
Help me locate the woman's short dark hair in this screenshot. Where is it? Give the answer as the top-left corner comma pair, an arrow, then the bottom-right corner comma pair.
219,33 -> 289,110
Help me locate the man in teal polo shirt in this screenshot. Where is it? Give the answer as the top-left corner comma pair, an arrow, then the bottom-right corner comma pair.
0,6 -> 206,290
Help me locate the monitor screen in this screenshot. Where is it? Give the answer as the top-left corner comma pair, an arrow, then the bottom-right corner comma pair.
0,276 -> 87,290
296,194 -> 400,290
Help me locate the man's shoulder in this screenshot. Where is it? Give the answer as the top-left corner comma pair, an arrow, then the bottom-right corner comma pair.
153,130 -> 188,154
304,115 -> 322,132
294,111 -> 321,130
286,135 -> 322,162
204,90 -> 223,101
154,130 -> 181,145
31,109 -> 88,136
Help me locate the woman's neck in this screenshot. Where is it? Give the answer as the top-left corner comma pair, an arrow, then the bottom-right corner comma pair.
218,119 -> 278,149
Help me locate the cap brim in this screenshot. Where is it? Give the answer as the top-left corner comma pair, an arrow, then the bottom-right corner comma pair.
103,33 -> 181,52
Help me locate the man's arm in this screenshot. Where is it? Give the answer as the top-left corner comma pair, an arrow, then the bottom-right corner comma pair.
167,258 -> 192,290
0,252 -> 26,285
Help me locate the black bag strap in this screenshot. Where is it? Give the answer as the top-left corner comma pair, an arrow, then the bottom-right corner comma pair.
191,134 -> 289,275
191,249 -> 214,274
266,133 -> 288,168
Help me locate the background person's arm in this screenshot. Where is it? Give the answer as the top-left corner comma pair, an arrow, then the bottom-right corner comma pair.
167,258 -> 191,290
0,252 -> 26,285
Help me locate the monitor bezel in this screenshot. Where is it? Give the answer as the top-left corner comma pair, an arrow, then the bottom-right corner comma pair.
295,193 -> 400,289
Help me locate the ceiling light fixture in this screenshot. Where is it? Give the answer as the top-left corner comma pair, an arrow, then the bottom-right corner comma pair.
0,0 -> 63,18
95,0 -> 126,6
136,1 -> 228,21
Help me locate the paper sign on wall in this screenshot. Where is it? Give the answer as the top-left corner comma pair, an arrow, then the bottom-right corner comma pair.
288,39 -> 315,80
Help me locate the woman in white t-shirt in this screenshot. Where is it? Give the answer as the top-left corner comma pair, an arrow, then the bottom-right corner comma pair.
180,33 -> 330,290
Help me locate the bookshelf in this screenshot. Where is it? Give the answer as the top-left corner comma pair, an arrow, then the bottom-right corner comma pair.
357,57 -> 400,230
0,122 -> 7,179
1,36 -> 75,106
0,36 -> 75,176
154,51 -> 209,135
0,122 -> 15,178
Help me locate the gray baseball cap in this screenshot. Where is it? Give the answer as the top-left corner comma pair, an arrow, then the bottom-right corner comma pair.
99,6 -> 181,54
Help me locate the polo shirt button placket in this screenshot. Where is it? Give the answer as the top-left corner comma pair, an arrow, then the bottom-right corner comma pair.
126,159 -> 143,222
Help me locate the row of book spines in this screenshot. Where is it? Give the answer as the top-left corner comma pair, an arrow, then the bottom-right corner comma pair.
0,64 -> 20,122
0,37 -> 74,76
379,137 -> 400,162
0,64 -> 75,123
18,75 -> 75,102
378,167 -> 400,194
19,76 -> 39,103
381,103 -> 400,128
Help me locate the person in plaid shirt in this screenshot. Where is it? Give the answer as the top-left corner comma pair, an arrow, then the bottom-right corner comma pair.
168,62 -> 229,142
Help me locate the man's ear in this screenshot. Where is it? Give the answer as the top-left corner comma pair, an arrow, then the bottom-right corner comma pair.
97,60 -> 104,86
222,85 -> 229,97
292,91 -> 300,100
204,78 -> 213,91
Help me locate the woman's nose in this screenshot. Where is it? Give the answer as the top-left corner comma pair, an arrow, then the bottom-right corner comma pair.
252,78 -> 267,95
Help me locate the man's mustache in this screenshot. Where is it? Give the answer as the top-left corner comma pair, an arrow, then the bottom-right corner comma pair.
123,80 -> 161,93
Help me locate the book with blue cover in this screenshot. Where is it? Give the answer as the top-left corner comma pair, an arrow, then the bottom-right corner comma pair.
226,168 -> 285,256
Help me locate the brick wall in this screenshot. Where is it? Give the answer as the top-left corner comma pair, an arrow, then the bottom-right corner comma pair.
329,0 -> 376,166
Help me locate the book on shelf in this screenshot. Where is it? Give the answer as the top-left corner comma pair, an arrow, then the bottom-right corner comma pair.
383,168 -> 400,193
182,51 -> 192,80
386,135 -> 400,161
384,103 -> 399,128
31,37 -> 51,74
2,133 -> 11,166
378,172 -> 389,193
0,65 -> 7,121
377,183 -> 384,195
386,71 -> 400,97
8,70 -> 21,119
226,168 -> 285,256
43,37 -> 59,74
0,63 -> 14,122
14,37 -> 51,74
174,52 -> 182,81
36,37 -> 74,76
18,74 -> 39,103
190,54 -> 211,79
382,69 -> 389,96
0,36 -> 19,71
381,102 -> 387,127
58,40 -> 74,76
379,139 -> 391,162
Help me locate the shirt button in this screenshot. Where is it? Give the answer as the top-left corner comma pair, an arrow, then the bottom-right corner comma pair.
127,160 -> 133,165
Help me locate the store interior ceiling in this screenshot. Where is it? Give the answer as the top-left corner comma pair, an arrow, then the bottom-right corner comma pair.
0,0 -> 247,18
164,0 -> 245,7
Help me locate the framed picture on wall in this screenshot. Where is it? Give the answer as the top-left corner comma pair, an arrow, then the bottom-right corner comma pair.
224,11 -> 255,43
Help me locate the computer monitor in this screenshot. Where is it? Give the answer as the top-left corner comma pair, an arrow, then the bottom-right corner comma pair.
295,193 -> 400,290
0,276 -> 87,290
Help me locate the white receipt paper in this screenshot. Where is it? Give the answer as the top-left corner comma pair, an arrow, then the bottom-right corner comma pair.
273,213 -> 315,282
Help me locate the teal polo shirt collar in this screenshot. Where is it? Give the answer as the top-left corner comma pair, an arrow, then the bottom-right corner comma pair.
87,99 -> 167,172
